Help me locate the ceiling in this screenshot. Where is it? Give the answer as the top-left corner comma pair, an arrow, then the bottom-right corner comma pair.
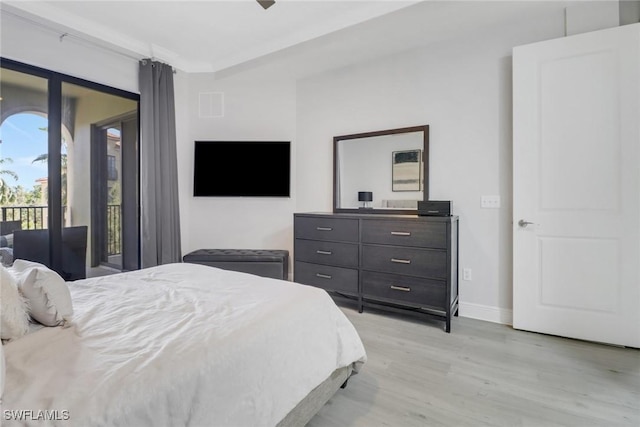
2,0 -> 575,79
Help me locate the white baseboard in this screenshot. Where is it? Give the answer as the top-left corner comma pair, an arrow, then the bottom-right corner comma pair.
459,302 -> 513,325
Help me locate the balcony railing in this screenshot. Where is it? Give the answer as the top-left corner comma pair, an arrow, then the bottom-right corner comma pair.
1,204 -> 122,256
107,204 -> 121,257
1,206 -> 50,230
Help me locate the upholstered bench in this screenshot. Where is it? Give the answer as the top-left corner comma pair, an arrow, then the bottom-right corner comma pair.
182,249 -> 289,280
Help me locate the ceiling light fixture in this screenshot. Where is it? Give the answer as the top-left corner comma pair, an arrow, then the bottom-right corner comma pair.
257,0 -> 275,10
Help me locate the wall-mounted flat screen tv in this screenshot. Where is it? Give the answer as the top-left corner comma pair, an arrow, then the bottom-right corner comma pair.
193,141 -> 291,197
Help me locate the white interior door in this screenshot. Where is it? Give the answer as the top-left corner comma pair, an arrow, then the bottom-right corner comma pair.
513,24 -> 640,348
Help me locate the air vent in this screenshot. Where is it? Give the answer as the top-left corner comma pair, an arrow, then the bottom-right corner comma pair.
198,92 -> 224,118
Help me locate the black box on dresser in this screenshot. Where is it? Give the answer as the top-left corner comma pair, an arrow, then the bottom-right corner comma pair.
417,200 -> 452,216
293,212 -> 459,332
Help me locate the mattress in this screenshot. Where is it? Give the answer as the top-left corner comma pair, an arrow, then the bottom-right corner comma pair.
2,263 -> 367,426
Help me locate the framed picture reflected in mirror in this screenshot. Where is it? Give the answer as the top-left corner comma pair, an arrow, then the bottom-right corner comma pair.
392,149 -> 422,192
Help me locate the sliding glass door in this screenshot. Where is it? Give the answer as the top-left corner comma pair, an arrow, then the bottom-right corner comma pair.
90,111 -> 138,271
0,67 -> 50,268
0,58 -> 140,277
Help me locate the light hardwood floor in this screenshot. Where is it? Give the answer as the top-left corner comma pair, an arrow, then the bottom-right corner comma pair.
309,303 -> 640,427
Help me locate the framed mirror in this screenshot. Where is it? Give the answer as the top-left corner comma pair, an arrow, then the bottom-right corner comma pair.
333,125 -> 429,214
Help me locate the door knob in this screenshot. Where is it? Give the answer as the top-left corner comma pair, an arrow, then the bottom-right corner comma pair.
518,219 -> 537,228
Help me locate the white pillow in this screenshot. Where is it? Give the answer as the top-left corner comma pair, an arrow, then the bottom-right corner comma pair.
9,259 -> 47,274
12,260 -> 73,327
0,265 -> 30,341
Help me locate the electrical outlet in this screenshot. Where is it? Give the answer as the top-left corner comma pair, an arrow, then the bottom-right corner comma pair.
463,268 -> 472,281
481,195 -> 501,208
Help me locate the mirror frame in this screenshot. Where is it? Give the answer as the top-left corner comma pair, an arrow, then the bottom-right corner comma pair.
333,125 -> 429,215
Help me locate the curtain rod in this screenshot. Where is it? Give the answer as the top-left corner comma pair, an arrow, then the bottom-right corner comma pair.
139,58 -> 178,74
3,8 -> 148,64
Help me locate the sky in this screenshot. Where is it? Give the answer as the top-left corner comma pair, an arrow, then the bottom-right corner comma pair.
0,113 -> 49,191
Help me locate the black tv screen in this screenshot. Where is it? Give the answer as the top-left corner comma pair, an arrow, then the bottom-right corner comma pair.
193,141 -> 291,197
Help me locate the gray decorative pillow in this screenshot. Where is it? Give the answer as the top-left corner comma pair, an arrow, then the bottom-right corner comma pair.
0,234 -> 13,248
0,248 -> 13,267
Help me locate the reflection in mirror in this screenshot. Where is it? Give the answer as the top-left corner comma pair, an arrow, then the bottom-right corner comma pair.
392,149 -> 422,192
334,125 -> 429,214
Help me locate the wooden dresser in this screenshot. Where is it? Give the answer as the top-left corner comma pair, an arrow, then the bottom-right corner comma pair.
294,212 -> 459,332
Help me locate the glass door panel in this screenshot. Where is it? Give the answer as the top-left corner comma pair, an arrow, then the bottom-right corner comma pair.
1,60 -> 139,278
0,68 -> 50,267
61,81 -> 138,275
106,127 -> 122,267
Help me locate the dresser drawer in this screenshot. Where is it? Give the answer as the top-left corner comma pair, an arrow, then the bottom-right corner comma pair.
294,216 -> 359,243
362,271 -> 446,310
362,245 -> 447,279
361,219 -> 447,249
294,261 -> 358,295
295,239 -> 358,268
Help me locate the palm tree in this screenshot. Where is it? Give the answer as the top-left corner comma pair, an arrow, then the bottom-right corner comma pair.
32,153 -> 67,205
0,157 -> 19,205
33,126 -> 69,205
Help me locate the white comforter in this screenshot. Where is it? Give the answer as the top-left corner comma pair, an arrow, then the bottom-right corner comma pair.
2,263 -> 367,427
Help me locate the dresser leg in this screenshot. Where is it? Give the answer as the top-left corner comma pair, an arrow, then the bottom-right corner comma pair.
445,316 -> 451,333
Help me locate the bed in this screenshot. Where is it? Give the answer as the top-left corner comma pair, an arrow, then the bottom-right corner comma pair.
1,262 -> 367,426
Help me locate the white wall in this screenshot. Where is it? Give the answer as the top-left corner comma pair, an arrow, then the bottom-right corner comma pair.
295,12 -> 569,323
174,71 -> 191,255
0,12 -> 139,93
3,1 -> 621,322
179,73 -> 297,272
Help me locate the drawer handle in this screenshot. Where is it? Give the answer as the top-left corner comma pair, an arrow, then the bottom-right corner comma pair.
391,231 -> 411,236
316,250 -> 333,255
316,273 -> 332,279
390,285 -> 411,292
391,258 -> 411,264
316,227 -> 333,231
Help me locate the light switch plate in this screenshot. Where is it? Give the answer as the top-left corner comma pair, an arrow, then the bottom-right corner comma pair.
481,195 -> 501,208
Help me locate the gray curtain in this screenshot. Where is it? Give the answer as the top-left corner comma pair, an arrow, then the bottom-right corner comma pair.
139,59 -> 182,267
